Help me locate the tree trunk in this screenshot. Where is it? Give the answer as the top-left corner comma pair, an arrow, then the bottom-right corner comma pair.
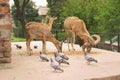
13,0 -> 29,37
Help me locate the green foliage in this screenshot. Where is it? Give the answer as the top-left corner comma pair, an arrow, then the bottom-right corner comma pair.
11,0 -> 120,42
11,0 -> 42,38
47,0 -> 67,30
46,0 -> 120,43
56,32 -> 66,41
48,0 -> 120,34
24,1 -> 42,23
11,36 -> 26,42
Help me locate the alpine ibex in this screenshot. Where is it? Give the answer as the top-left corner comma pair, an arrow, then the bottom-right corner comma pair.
25,17 -> 62,55
64,16 -> 100,52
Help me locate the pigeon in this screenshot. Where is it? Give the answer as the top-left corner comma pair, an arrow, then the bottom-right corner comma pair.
54,52 -> 70,65
50,58 -> 64,72
34,45 -> 37,49
40,51 -> 49,62
14,44 -> 22,49
57,51 -> 69,60
84,51 -> 97,64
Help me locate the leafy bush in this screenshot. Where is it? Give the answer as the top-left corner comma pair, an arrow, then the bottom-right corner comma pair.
56,32 -> 80,44
55,32 -> 66,41
11,36 -> 26,42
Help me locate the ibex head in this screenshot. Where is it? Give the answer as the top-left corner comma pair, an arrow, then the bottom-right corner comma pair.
81,34 -> 101,53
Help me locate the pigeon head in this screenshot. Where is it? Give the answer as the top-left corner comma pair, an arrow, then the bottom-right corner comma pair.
40,51 -> 42,54
54,52 -> 57,57
50,58 -> 53,62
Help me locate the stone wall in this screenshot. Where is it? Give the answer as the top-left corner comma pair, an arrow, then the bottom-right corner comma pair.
96,42 -> 118,52
0,0 -> 12,63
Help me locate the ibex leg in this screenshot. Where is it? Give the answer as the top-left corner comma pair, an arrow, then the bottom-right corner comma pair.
42,40 -> 47,54
70,32 -> 75,51
26,38 -> 32,55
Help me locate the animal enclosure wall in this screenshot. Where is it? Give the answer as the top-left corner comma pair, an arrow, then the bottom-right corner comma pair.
0,0 -> 12,63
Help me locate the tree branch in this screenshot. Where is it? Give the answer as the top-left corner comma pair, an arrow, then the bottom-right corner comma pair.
22,0 -> 30,13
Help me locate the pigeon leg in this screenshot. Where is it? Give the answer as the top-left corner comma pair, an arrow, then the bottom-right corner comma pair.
86,61 -> 90,65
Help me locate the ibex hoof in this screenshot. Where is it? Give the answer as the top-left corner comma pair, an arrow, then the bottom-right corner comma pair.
27,50 -> 33,56
69,49 -> 75,52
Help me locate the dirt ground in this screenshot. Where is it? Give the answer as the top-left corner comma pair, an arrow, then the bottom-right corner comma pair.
0,41 -> 120,80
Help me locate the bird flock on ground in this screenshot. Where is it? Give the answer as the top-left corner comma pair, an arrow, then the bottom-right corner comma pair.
14,44 -> 98,73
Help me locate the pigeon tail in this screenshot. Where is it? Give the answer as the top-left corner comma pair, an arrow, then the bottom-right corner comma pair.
59,59 -> 70,65
55,67 -> 64,72
58,52 -> 69,60
61,55 -> 69,60
93,59 -> 98,63
42,57 -> 49,62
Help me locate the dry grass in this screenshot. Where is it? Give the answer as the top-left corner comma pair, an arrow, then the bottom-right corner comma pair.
29,51 -> 101,56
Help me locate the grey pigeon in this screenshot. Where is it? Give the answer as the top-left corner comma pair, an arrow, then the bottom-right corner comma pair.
50,58 -> 64,72
57,51 -> 69,60
54,52 -> 70,65
84,51 -> 97,64
14,44 -> 22,49
40,51 -> 49,62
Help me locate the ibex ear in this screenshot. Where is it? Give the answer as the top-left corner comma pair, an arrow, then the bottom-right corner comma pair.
61,41 -> 63,45
46,15 -> 50,18
54,17 -> 57,19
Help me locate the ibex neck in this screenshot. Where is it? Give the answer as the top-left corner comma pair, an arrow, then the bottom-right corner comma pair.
76,32 -> 95,46
48,20 -> 54,30
52,39 -> 61,52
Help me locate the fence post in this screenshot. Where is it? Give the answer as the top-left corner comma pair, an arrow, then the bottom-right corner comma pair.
118,33 -> 120,52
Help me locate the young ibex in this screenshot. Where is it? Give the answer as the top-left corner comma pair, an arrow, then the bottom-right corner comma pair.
25,17 -> 62,55
26,16 -> 57,31
64,16 -> 100,52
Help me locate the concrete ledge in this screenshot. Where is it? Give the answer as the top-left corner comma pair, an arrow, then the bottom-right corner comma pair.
0,41 -> 120,80
88,75 -> 120,80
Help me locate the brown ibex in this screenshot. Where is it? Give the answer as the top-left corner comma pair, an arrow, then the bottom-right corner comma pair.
25,17 -> 62,55
27,16 -> 57,31
64,16 -> 100,52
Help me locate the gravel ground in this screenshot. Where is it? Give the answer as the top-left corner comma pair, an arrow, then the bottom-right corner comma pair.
0,41 -> 120,80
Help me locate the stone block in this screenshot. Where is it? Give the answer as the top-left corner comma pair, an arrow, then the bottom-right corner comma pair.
0,46 -> 11,52
0,52 -> 3,57
0,57 -> 11,63
0,46 -> 4,51
0,14 -> 11,25
0,40 -> 10,46
0,42 -> 3,46
4,52 -> 11,57
0,0 -> 9,3
0,29 -> 11,39
3,41 -> 11,47
0,0 -> 9,15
